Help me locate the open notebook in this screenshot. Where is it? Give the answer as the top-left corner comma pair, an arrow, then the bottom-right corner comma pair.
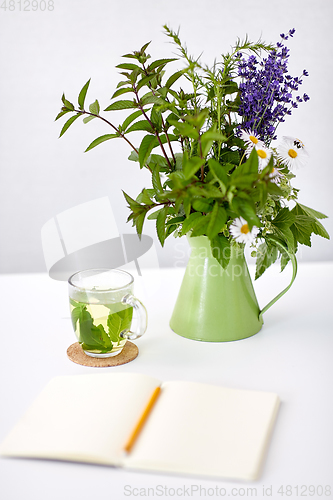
0,373 -> 280,481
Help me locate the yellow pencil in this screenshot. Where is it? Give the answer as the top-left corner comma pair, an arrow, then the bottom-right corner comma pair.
124,386 -> 161,454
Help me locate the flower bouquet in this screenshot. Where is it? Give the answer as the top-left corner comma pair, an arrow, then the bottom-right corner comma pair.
56,26 -> 329,281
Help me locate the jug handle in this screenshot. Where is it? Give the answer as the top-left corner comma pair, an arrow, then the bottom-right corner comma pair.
259,240 -> 297,321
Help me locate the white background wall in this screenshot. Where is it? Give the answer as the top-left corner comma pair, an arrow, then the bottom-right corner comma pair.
0,0 -> 332,273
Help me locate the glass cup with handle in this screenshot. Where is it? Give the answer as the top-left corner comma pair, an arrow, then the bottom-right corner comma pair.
68,269 -> 147,358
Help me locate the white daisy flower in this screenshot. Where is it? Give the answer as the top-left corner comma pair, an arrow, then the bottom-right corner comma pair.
229,217 -> 259,244
269,166 -> 284,183
277,136 -> 309,169
240,129 -> 262,149
248,143 -> 273,170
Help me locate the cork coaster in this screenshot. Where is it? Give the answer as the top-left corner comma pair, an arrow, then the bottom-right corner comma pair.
67,341 -> 139,367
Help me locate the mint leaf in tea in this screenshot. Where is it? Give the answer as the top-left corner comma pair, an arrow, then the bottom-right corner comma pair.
70,298 -> 133,354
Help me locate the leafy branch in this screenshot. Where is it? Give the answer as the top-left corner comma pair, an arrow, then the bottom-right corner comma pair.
56,27 -> 329,275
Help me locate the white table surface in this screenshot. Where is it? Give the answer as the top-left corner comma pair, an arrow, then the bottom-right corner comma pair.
0,262 -> 332,500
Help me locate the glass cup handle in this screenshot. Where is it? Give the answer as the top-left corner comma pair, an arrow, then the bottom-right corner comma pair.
120,294 -> 148,340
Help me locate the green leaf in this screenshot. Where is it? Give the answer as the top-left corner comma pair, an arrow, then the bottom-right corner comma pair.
255,242 -> 278,280
80,323 -> 112,352
152,164 -> 163,195
59,113 -> 81,137
136,188 -> 154,205
138,134 -> 178,169
136,74 -> 157,91
165,70 -> 183,88
181,212 -> 202,235
168,119 -> 199,139
122,110 -> 144,131
140,41 -> 151,53
290,203 -> 330,243
266,182 -> 284,196
61,94 -> 74,110
174,152 -> 183,171
272,226 -> 296,252
183,156 -> 204,180
104,100 -> 137,111
210,235 -> 231,269
206,203 -> 227,239
149,154 -> 168,168
183,197 -> 191,217
156,205 -> 168,246
150,105 -> 163,131
311,219 -> 330,240
117,80 -> 131,88
200,185 -> 225,198
70,303 -> 86,329
141,94 -> 166,106
128,150 -> 139,162
107,312 -> 122,343
157,133 -> 178,146
116,63 -> 140,70
78,79 -> 91,110
73,306 -> 112,352
201,130 -> 227,157
168,171 -> 188,189
135,211 -> 147,237
185,110 -> 208,129
147,207 -> 163,220
271,208 -> 296,228
290,214 -> 314,247
89,100 -> 100,115
165,224 -> 177,238
296,203 -> 328,220
244,146 -> 259,173
85,134 -> 119,152
83,115 -> 96,124
256,181 -> 268,208
55,109 -> 72,121
208,158 -> 228,193
232,147 -> 258,177
231,195 -> 261,228
126,120 -> 153,134
280,251 -> 290,272
166,216 -> 185,226
139,134 -> 157,168
69,297 -> 80,307
230,172 -> 258,189
222,80 -> 238,95
148,58 -> 177,71
121,53 -> 137,59
123,190 -> 142,211
117,306 -> 133,332
111,87 -> 134,99
220,149 -> 240,165
192,198 -> 212,213
190,215 -> 210,237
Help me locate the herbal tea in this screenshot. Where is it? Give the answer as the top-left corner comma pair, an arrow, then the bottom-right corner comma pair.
70,297 -> 133,355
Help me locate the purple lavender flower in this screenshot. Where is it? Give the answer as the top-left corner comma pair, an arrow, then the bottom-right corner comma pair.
237,30 -> 309,144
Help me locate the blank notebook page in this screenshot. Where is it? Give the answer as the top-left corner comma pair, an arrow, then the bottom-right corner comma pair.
125,380 -> 280,480
0,373 -> 160,465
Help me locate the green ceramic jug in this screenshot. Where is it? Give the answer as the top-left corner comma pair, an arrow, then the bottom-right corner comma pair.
170,235 -> 297,342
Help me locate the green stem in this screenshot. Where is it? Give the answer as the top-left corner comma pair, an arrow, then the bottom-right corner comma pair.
77,110 -> 138,153
197,133 -> 205,182
76,109 -> 152,173
142,64 -> 176,166
132,86 -> 173,170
